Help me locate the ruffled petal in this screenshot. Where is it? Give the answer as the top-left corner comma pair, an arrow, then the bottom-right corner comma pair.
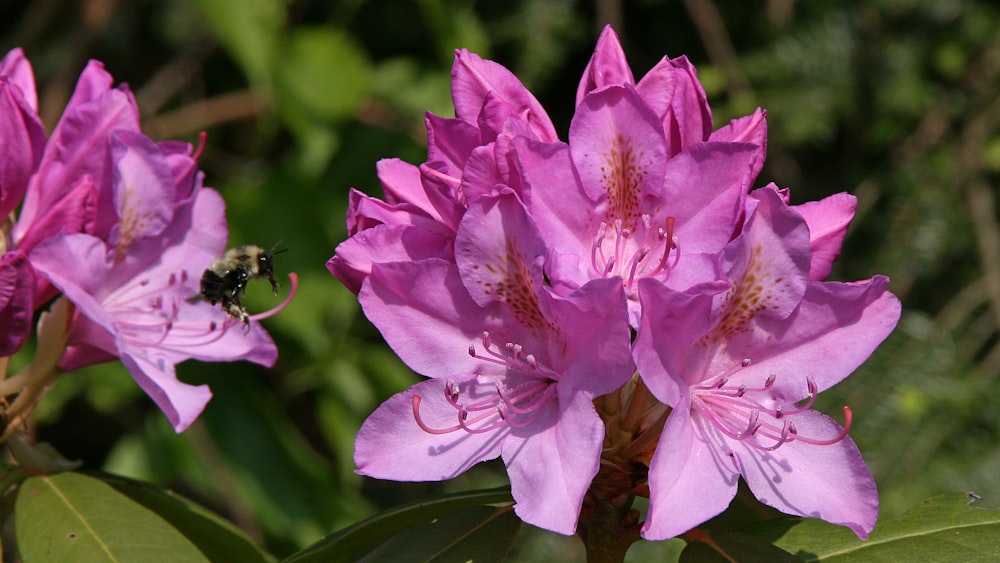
451,49 -> 557,142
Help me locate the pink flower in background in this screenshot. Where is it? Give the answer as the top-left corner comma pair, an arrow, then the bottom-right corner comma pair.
633,187 -> 900,540
29,131 -> 281,432
12,58 -> 142,253
0,251 -> 33,356
0,48 -> 45,356
0,48 -> 46,221
354,193 -> 633,534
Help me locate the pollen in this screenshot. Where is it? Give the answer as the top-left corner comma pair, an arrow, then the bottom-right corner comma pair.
601,133 -> 647,231
704,244 -> 784,344
478,239 -> 554,335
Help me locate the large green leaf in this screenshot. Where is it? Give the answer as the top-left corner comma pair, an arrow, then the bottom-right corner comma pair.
15,472 -> 208,562
745,494 -> 1000,561
97,472 -> 275,563
360,505 -> 520,562
283,487 -> 515,563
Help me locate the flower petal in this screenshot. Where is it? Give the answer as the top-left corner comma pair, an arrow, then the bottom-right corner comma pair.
0,251 -> 34,356
642,401 -> 740,540
451,49 -> 557,142
576,25 -> 634,104
503,392 -> 604,535
662,142 -> 761,254
740,275 -> 901,398
570,85 -> 667,207
0,78 -> 46,218
792,192 -> 857,281
545,277 -> 634,397
354,376 -> 505,480
735,409 -> 878,539
13,60 -> 140,244
455,192 -> 546,309
637,55 -> 713,154
360,259 -> 488,378
120,345 -> 212,433
0,48 -> 39,111
108,131 -> 177,248
329,223 -> 454,294
635,277 -> 726,402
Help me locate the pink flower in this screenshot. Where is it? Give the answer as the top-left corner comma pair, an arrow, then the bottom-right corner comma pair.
0,48 -> 46,221
29,132 -> 279,432
329,48 -> 560,294
12,58 -> 141,252
0,251 -> 33,356
632,187 -> 900,540
353,193 -> 634,534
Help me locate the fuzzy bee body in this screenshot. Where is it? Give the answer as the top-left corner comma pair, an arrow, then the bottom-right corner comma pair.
200,245 -> 281,326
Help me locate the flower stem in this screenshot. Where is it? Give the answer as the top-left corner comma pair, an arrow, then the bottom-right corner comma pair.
578,469 -> 641,563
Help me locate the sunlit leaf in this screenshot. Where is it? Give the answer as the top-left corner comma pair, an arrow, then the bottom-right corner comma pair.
15,472 -> 208,562
745,494 -> 1000,562
98,472 -> 275,563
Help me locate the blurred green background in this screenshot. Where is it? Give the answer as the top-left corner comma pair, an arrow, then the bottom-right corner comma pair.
3,0 -> 999,559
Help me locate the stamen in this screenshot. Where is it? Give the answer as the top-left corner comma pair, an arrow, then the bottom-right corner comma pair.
592,222 -> 609,273
694,374 -> 854,451
790,406 -> 854,446
248,272 -> 299,322
411,395 -> 464,434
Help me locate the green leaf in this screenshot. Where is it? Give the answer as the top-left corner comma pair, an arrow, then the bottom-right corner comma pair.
277,27 -> 369,122
15,472 -> 208,562
190,0 -> 286,88
360,505 -> 520,562
680,529 -> 803,562
97,472 -> 275,563
745,494 -> 1000,562
283,487 -> 514,563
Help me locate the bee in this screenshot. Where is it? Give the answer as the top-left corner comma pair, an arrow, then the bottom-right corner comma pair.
200,244 -> 284,327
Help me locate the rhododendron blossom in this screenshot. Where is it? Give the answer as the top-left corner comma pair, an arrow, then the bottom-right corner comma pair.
29,132 -> 283,432
1,49 -> 290,433
633,188 -> 900,539
330,25 -> 900,546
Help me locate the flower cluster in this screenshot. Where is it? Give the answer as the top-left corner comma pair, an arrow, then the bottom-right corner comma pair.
0,49 -> 289,433
329,27 -> 900,540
